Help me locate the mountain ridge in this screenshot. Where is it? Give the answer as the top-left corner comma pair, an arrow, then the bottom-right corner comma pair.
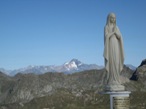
0,59 -> 102,76
0,59 -> 136,76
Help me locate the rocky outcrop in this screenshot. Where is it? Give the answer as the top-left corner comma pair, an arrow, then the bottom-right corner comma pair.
130,59 -> 146,81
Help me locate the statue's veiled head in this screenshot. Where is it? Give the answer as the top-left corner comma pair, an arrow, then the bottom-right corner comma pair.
106,13 -> 116,26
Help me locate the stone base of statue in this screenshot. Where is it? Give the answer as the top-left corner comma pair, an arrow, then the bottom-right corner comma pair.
105,84 -> 125,92
100,91 -> 131,109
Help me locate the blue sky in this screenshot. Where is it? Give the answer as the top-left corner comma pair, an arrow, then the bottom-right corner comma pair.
0,0 -> 146,70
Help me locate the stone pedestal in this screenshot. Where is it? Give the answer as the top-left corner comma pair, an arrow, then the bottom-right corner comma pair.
100,91 -> 131,109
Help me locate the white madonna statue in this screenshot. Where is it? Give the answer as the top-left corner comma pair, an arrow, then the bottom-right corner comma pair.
103,13 -> 125,91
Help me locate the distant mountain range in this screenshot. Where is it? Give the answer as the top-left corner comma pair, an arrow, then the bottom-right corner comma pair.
0,59 -> 103,76
126,64 -> 136,70
0,59 -> 136,76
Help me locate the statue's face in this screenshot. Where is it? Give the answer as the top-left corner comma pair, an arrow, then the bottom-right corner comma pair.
110,14 -> 116,24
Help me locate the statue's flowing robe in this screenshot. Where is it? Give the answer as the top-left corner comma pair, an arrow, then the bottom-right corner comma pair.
104,25 -> 124,85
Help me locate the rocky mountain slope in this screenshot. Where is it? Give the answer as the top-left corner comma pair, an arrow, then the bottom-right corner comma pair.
130,59 -> 146,81
0,59 -> 145,109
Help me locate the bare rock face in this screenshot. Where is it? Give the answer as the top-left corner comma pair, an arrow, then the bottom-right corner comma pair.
130,59 -> 146,81
139,59 -> 146,67
137,65 -> 146,75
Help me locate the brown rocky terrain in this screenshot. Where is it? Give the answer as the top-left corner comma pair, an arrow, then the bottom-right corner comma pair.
0,60 -> 145,109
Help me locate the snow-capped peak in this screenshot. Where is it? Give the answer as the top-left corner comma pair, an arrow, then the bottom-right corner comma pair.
70,59 -> 83,67
70,61 -> 77,68
63,59 -> 83,71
